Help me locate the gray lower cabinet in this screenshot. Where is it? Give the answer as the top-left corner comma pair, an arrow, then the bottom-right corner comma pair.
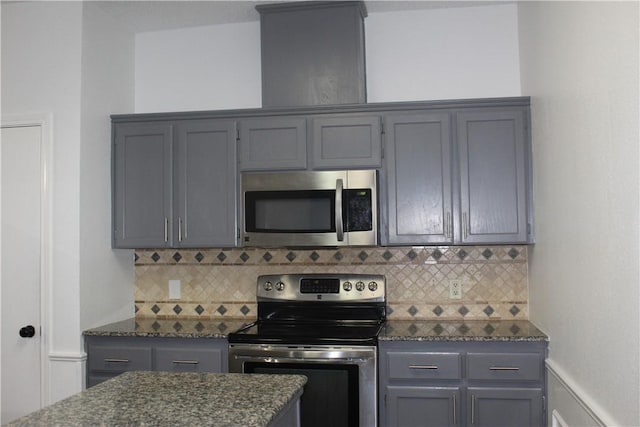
386,386 -> 461,427
379,341 -> 546,427
85,336 -> 228,388
384,106 -> 532,245
467,387 -> 543,427
113,119 -> 237,248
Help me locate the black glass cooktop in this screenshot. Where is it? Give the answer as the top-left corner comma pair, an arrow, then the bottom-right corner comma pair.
228,320 -> 384,346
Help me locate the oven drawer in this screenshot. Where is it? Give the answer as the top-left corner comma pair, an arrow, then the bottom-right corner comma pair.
467,352 -> 541,381
88,345 -> 152,373
387,352 -> 461,380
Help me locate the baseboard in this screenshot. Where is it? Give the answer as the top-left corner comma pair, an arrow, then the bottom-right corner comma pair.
545,359 -> 613,426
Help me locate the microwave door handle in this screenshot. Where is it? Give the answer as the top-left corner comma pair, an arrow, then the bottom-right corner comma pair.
336,178 -> 344,241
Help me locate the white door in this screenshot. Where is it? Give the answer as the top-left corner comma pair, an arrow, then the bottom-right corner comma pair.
0,125 -> 43,423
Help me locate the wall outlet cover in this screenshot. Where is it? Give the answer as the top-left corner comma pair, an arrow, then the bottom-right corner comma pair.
449,279 -> 463,299
169,280 -> 181,299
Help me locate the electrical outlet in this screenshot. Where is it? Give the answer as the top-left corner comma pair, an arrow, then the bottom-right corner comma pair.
449,279 -> 463,299
169,280 -> 181,299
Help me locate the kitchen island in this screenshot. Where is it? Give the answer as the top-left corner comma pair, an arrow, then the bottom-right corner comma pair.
7,371 -> 306,427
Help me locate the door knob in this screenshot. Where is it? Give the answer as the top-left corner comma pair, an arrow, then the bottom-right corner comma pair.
19,325 -> 36,338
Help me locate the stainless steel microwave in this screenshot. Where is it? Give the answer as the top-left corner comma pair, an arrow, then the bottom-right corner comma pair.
241,170 -> 378,247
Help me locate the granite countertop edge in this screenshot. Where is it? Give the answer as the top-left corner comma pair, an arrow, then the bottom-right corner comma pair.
380,319 -> 549,342
7,371 -> 307,427
84,318 -> 548,342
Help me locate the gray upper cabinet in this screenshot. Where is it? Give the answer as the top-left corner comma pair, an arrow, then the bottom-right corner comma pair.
256,1 -> 367,107
174,120 -> 237,247
384,106 -> 531,245
113,122 -> 173,248
113,119 -> 237,248
311,115 -> 382,169
457,109 -> 528,244
385,112 -> 453,245
238,117 -> 307,171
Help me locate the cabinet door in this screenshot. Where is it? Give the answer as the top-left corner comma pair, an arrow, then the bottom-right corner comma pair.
385,113 -> 452,244
239,117 -> 307,170
113,122 -> 172,248
386,386 -> 461,427
468,387 -> 543,427
174,120 -> 237,247
311,115 -> 381,169
457,109 -> 528,243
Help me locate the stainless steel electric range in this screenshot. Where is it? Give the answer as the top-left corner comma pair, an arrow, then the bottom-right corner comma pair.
228,273 -> 386,427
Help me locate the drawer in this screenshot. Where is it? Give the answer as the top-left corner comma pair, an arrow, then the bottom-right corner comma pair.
155,347 -> 223,373
467,352 -> 541,381
387,352 -> 461,380
88,345 -> 152,372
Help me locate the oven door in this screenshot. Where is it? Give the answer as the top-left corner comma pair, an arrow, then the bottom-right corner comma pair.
228,344 -> 377,427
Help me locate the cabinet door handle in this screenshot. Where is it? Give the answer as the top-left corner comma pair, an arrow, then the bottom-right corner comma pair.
489,366 -> 520,371
408,365 -> 438,370
104,358 -> 129,363
471,394 -> 476,424
452,393 -> 457,425
172,360 -> 199,365
164,217 -> 169,243
445,212 -> 451,238
178,217 -> 183,242
462,212 -> 468,239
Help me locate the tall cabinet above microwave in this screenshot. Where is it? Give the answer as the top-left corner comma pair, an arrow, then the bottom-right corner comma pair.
241,170 -> 378,247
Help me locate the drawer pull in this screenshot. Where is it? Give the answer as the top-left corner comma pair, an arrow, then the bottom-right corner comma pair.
408,365 -> 439,370
172,360 -> 199,365
489,366 -> 520,371
104,358 -> 129,363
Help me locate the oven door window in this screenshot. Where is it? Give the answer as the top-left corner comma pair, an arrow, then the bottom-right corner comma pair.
244,362 -> 359,427
245,190 -> 335,233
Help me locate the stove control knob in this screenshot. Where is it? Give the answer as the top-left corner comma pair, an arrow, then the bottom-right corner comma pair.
275,281 -> 285,291
263,281 -> 273,291
343,281 -> 353,292
368,281 -> 378,292
355,281 -> 365,292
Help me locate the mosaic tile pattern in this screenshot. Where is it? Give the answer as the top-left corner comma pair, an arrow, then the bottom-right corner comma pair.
134,246 -> 528,321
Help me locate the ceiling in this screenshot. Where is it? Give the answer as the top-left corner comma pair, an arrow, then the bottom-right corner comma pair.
93,0 -> 508,33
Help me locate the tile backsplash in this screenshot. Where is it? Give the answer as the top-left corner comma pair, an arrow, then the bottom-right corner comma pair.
135,246 -> 528,321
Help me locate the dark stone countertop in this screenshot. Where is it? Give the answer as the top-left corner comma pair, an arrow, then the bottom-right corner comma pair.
83,318 -> 548,342
380,320 -> 548,342
83,317 -> 252,339
7,371 -> 306,427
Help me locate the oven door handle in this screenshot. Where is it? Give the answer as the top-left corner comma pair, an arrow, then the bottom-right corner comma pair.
235,355 -> 371,364
335,178 -> 344,242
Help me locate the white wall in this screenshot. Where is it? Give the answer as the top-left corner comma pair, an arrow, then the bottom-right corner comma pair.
135,22 -> 262,113
1,1 -> 84,404
134,4 -> 521,113
1,1 -> 135,404
79,3 -> 135,329
366,4 -> 521,103
518,2 -> 639,426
